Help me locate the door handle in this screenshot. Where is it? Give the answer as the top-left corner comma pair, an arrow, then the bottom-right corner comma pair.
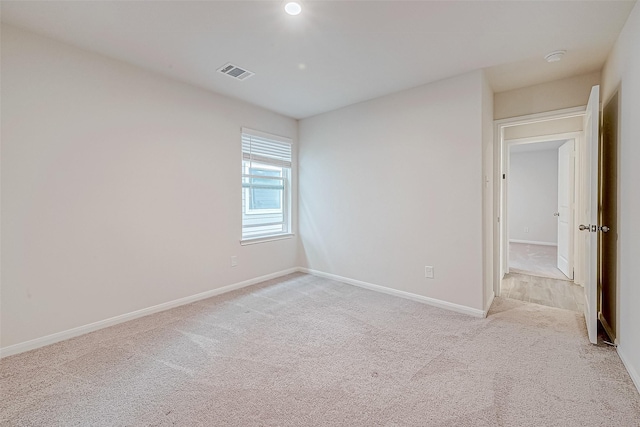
554,212 -> 560,217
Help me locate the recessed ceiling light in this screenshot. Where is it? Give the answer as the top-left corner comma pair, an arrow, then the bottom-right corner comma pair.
285,2 -> 302,16
544,50 -> 566,63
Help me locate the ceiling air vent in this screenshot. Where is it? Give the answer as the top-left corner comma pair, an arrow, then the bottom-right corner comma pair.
217,63 -> 255,81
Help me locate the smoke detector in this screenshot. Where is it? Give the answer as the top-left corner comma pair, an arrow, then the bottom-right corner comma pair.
217,63 -> 255,81
544,50 -> 566,63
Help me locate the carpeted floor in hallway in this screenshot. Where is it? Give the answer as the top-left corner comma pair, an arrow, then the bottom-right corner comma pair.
509,242 -> 570,280
2,273 -> 639,426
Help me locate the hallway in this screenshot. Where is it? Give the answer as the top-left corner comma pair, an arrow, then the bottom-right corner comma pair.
501,272 -> 584,312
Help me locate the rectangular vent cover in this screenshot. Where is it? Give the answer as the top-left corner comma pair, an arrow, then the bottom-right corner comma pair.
217,63 -> 255,81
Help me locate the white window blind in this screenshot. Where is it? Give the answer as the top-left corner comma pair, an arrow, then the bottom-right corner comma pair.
241,128 -> 292,241
242,133 -> 292,168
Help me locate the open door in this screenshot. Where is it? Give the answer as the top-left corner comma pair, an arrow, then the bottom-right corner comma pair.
599,91 -> 619,342
580,85 -> 599,344
557,140 -> 574,279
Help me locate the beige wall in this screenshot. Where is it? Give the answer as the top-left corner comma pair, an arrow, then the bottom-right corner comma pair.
601,2 -> 640,392
299,70 -> 487,313
495,72 -> 601,120
1,25 -> 298,349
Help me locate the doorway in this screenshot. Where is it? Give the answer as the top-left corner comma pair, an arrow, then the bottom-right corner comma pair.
493,86 -> 619,344
500,133 -> 583,311
493,106 -> 588,306
507,137 -> 572,280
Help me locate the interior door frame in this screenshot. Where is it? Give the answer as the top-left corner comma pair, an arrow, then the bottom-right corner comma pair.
493,106 -> 586,298
502,133 -> 580,279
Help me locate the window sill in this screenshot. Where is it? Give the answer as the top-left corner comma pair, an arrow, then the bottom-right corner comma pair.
240,233 -> 295,246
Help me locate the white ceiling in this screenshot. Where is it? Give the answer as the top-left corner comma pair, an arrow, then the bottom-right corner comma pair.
1,1 -> 635,119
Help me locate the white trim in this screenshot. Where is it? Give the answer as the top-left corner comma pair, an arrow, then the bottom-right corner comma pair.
509,239 -> 557,246
504,132 -> 580,147
0,268 -> 299,359
484,292 -> 495,318
495,106 -> 586,128
617,345 -> 640,395
493,118 -> 503,295
299,267 -> 485,318
240,233 -> 294,246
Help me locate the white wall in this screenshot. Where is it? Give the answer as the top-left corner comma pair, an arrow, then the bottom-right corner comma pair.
494,72 -> 601,120
508,149 -> 559,244
601,1 -> 640,392
0,25 -> 298,349
299,70 -> 487,312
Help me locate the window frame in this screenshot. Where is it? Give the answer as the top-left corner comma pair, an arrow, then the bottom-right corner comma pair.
240,128 -> 293,244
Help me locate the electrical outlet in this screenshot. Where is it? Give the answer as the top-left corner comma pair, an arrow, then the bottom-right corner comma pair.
524,227 -> 529,233
425,266 -> 434,279
231,256 -> 238,267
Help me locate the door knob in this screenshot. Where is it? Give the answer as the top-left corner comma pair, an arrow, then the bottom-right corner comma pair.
554,212 -> 560,217
579,224 -> 589,231
600,225 -> 610,233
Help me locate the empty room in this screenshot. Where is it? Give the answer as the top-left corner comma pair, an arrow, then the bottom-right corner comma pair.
2,1 -> 640,426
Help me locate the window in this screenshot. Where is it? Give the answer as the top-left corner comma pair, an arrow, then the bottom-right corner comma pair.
241,128 -> 292,242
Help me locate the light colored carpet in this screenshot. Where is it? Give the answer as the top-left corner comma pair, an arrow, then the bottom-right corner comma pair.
501,272 -> 584,312
2,273 -> 639,426
509,242 -> 570,280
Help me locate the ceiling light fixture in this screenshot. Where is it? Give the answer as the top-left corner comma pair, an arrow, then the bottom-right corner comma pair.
284,1 -> 302,16
544,50 -> 566,63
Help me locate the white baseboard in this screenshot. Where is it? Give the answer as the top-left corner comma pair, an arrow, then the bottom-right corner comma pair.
6,265 -> 636,396
509,239 -> 557,246
299,267 -> 485,318
0,268 -> 299,359
484,292 -> 495,318
617,345 -> 640,395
